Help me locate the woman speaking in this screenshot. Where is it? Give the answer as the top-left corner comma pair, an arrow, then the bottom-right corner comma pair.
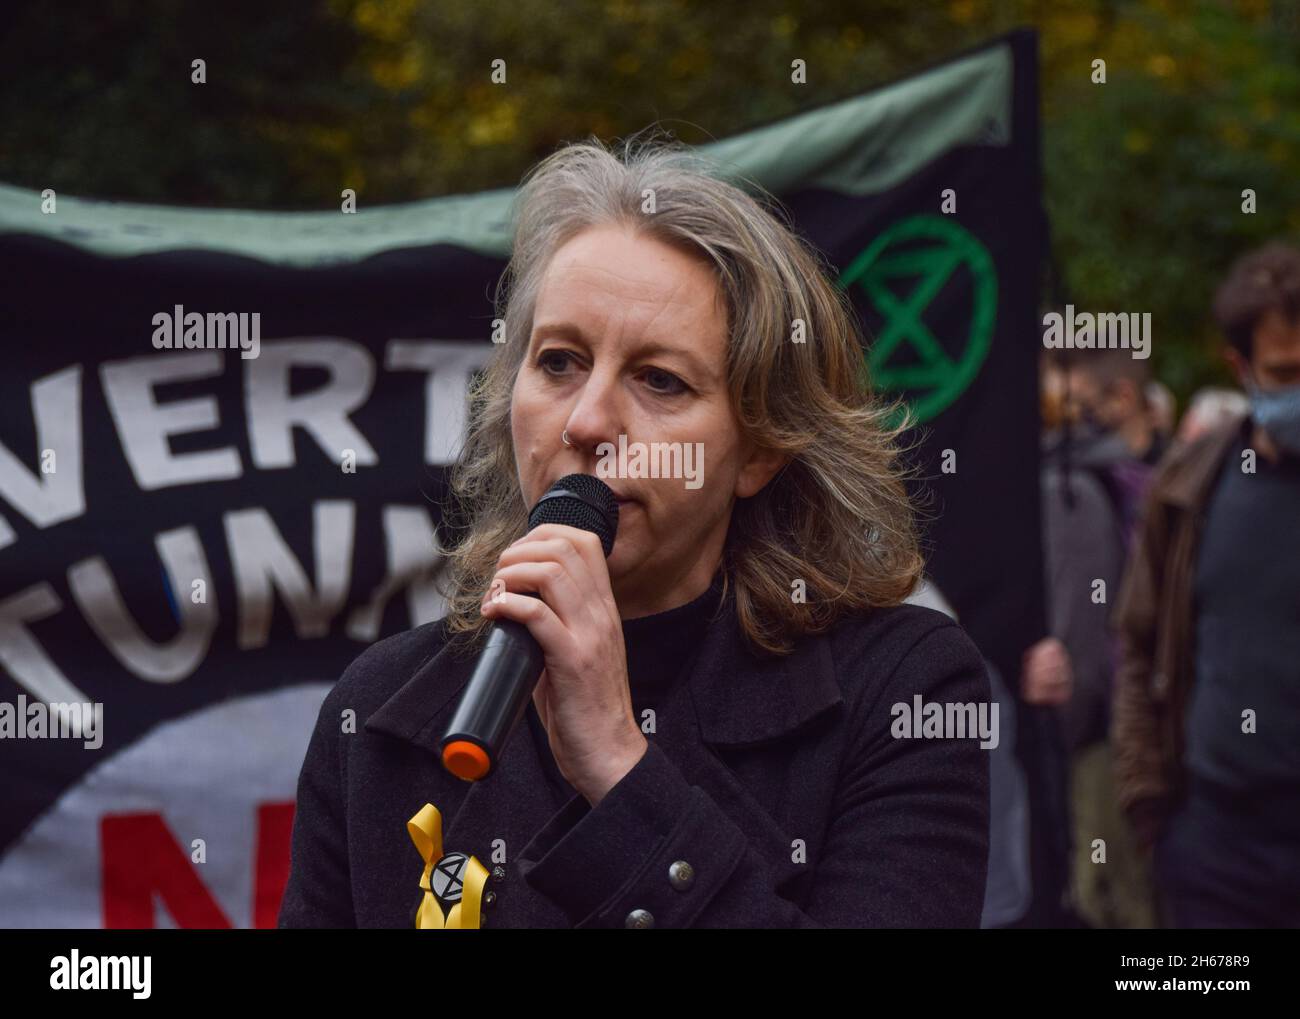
279,134 -> 991,929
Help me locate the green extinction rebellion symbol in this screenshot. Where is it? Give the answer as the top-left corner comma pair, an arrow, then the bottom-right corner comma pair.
837,215 -> 997,424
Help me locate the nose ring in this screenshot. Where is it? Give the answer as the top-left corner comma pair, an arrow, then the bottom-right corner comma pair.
561,429 -> 573,447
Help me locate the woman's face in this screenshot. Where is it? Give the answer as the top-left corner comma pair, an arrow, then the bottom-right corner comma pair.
511,223 -> 784,617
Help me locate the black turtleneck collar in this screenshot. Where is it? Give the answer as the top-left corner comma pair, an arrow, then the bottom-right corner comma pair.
621,569 -> 726,699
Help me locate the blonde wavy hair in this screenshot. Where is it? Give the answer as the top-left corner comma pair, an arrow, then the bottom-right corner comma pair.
437,131 -> 923,656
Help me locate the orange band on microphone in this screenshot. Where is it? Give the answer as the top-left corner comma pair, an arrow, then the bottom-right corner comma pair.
443,740 -> 491,781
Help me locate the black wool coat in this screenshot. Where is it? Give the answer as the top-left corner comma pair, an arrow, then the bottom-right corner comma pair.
278,592 -> 991,929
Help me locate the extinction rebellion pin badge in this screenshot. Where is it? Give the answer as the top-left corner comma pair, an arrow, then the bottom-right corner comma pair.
406,803 -> 492,929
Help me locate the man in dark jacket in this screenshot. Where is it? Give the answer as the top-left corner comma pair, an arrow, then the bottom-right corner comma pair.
277,580 -> 991,929
1112,241 -> 1300,927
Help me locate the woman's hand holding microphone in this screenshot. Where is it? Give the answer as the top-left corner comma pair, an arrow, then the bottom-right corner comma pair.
479,524 -> 648,806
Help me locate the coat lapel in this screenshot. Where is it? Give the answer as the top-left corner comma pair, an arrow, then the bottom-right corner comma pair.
666,596 -> 844,883
684,592 -> 843,746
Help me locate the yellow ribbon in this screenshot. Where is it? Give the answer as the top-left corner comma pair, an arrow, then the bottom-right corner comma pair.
407,803 -> 490,929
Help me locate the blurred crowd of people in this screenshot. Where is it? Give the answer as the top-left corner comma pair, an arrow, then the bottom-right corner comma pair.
1021,240 -> 1300,928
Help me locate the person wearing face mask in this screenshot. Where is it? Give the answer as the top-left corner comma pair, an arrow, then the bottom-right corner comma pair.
1068,351 -> 1169,469
1112,240 -> 1300,928
1052,350 -> 1162,551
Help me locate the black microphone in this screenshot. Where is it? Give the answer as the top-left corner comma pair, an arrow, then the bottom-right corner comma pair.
439,474 -> 620,781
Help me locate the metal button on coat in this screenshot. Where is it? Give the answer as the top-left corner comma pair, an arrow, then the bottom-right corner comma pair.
625,909 -> 655,929
668,860 -> 695,891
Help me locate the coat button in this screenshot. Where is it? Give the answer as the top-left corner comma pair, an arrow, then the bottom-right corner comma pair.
1152,671 -> 1170,697
668,860 -> 695,891
624,908 -> 655,929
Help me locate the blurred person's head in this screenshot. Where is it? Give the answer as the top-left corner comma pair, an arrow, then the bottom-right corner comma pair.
1176,387 -> 1251,446
1065,349 -> 1150,431
441,134 -> 924,653
1062,348 -> 1155,457
1213,241 -> 1300,455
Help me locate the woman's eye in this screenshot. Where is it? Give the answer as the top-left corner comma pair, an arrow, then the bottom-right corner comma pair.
537,350 -> 573,375
643,368 -> 688,395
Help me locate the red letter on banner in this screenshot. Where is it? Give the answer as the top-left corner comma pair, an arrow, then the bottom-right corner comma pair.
101,813 -> 232,928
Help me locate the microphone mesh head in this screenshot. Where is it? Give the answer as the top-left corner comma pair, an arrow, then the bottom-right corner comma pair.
528,474 -> 619,557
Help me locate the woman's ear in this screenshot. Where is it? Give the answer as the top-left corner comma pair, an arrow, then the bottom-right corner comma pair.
735,442 -> 791,499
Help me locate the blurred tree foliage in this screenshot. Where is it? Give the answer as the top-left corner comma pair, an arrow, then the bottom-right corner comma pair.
3,0 -> 1298,399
